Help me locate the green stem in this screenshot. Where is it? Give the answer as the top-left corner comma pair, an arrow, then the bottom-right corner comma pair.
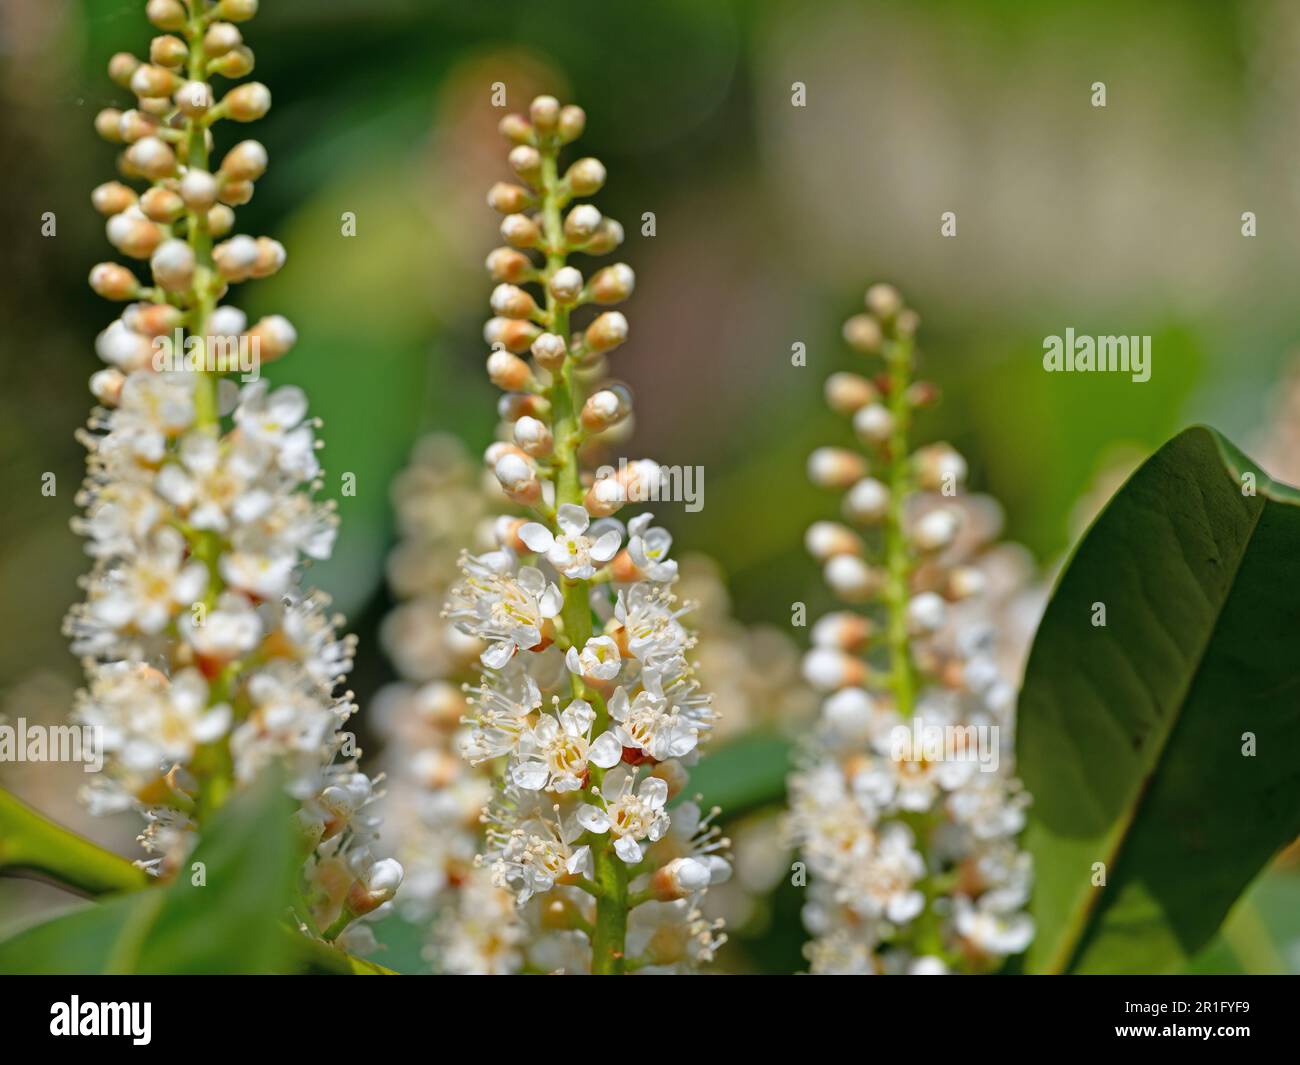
534,131 -> 629,973
882,335 -> 918,719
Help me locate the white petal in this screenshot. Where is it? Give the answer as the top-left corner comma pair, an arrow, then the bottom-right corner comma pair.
538,585 -> 563,618
576,803 -> 610,834
556,503 -> 589,536
590,529 -> 622,563
639,776 -> 669,809
566,845 -> 592,879
193,704 -> 232,742
511,761 -> 550,790
589,731 -> 623,769
614,836 -> 644,864
518,522 -> 554,554
481,640 -> 515,670
565,646 -> 583,675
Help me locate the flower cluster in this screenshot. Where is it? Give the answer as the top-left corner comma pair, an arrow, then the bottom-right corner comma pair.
371,434 -> 526,973
788,285 -> 1036,974
67,0 -> 399,949
442,95 -> 730,973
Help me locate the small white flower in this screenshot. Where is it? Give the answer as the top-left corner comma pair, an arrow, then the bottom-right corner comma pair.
564,634 -> 622,681
608,675 -> 699,761
511,699 -> 622,792
627,513 -> 678,581
519,503 -> 620,580
577,775 -> 670,864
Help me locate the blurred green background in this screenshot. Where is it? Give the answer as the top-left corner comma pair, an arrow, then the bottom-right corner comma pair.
2,0 -> 1299,972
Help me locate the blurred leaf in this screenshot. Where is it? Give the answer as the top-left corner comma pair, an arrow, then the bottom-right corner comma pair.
1019,426 -> 1300,974
0,787 -> 148,897
687,733 -> 791,818
0,771 -> 296,974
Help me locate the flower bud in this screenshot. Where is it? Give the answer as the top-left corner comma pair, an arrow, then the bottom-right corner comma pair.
486,182 -> 531,214
805,521 -> 862,563
219,178 -> 254,206
947,565 -> 987,601
106,210 -> 164,259
346,859 -> 404,916
204,21 -> 243,56
807,446 -> 866,489
811,611 -> 873,651
557,104 -> 586,143
498,113 -> 532,144
179,169 -> 219,211
853,403 -> 894,444
513,416 -> 553,458
584,217 -> 624,255
587,263 -> 634,304
530,332 -> 567,370
824,371 -> 877,414
565,157 -> 606,196
490,283 -> 539,319
483,317 -> 539,354
564,203 -> 601,243
498,393 -> 549,423
125,135 -> 176,179
219,139 -> 268,183
251,236 -> 286,278
89,263 -> 140,301
96,319 -> 153,371
150,238 -> 195,292
824,555 -> 883,602
149,35 -> 187,69
486,246 -> 532,283
146,0 -> 186,30
649,758 -> 688,799
91,181 -> 137,216
822,687 -> 876,742
138,95 -> 173,117
125,301 -> 182,336
90,368 -> 126,406
912,507 -> 960,552
580,386 -> 631,432
802,647 -> 867,692
118,109 -> 161,144
216,0 -> 259,21
207,45 -> 255,78
207,203 -> 235,237
914,443 -> 967,492
500,213 -> 541,249
895,308 -> 920,338
207,305 -> 247,338
222,82 -> 270,122
651,857 -> 711,901
213,234 -> 259,281
547,266 -> 583,304
906,592 -> 947,635
843,476 -> 889,524
175,80 -> 214,117
486,350 -> 534,391
583,311 -> 628,354
843,313 -> 883,354
247,315 -> 297,361
94,108 -> 125,143
130,63 -> 181,99
494,451 -> 540,504
866,283 -> 903,321
108,53 -> 140,88
508,145 -> 541,182
528,94 -> 559,130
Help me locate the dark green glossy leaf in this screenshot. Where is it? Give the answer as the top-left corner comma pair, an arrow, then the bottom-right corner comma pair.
1019,426 -> 1300,973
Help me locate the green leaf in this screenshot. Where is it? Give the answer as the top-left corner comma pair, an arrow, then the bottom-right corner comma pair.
686,733 -> 792,818
0,787 -> 148,897
1018,425 -> 1300,974
0,771 -> 297,974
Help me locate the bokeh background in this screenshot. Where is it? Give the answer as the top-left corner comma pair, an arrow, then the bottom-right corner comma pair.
3,0 -> 1299,972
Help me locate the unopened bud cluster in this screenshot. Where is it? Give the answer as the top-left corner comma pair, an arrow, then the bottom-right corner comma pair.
441,96 -> 729,973
789,286 -> 1035,974
68,0 -> 398,951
